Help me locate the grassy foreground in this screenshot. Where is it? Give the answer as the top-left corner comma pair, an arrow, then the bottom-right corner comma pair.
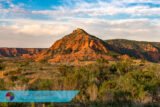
0,58 -> 160,107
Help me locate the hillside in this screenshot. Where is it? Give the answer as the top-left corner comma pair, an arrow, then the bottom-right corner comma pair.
106,39 -> 160,62
1,53 -> 160,106
36,28 -> 113,63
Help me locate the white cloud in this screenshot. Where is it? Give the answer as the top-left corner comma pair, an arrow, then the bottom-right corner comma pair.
0,18 -> 160,47
31,0 -> 160,18
0,0 -> 160,19
0,0 -> 28,19
10,24 -> 69,36
0,19 -> 72,36
119,0 -> 160,3
0,0 -> 160,47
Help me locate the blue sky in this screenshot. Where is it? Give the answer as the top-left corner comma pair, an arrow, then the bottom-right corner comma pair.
0,0 -> 160,47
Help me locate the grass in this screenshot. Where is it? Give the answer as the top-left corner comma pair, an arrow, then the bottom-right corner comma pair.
0,57 -> 160,107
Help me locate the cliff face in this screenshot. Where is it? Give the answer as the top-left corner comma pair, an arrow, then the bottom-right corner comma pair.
36,28 -> 112,63
106,39 -> 160,62
50,29 -> 108,54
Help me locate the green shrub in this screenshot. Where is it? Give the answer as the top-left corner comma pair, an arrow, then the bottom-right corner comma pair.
96,58 -> 109,64
0,79 -> 6,89
109,64 -> 117,74
29,79 -> 53,90
0,63 -> 5,70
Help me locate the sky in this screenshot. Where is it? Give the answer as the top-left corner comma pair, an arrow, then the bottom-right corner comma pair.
0,0 -> 160,48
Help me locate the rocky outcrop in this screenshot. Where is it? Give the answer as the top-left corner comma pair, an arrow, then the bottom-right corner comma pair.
36,28 -> 113,63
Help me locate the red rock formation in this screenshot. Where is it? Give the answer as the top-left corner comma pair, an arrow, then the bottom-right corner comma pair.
36,28 -> 112,63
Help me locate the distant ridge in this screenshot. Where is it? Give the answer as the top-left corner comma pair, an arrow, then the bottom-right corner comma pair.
0,48 -> 45,58
105,39 -> 160,62
1,29 -> 160,63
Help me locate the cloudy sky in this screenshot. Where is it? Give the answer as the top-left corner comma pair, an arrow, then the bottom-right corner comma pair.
0,0 -> 160,48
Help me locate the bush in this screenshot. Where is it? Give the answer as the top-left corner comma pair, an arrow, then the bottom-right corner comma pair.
0,63 -> 5,70
96,58 -> 109,64
0,79 -> 6,89
109,64 -> 117,74
29,79 -> 53,90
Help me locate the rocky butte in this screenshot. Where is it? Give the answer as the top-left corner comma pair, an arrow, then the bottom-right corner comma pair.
35,28 -> 114,63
